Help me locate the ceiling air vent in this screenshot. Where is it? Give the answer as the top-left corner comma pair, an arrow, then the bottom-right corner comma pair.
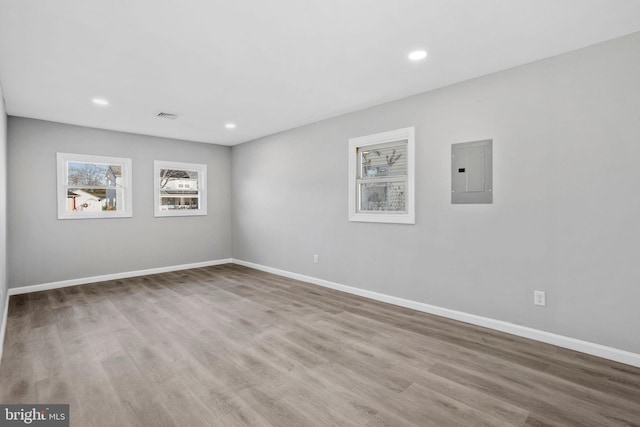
156,111 -> 179,120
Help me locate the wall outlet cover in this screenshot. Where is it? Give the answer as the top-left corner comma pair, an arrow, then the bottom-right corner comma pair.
534,290 -> 546,306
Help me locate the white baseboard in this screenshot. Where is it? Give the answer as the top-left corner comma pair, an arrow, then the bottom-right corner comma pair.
231,259 -> 640,368
4,257 -> 639,368
7,258 -> 233,296
0,293 -> 9,364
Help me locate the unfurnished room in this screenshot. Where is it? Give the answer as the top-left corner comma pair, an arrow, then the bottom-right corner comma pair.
0,1 -> 640,426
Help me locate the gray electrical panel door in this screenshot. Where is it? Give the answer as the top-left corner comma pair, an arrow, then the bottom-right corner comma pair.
451,139 -> 492,204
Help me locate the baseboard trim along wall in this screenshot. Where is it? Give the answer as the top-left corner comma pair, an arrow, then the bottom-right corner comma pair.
5,257 -> 639,369
0,295 -> 10,365
8,258 -> 233,296
232,259 -> 640,369
1,259 -> 228,367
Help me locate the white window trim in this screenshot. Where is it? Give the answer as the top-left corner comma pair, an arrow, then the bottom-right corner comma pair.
348,126 -> 415,224
154,160 -> 207,217
57,152 -> 133,220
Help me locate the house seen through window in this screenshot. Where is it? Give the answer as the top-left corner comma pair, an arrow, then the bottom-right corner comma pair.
358,141 -> 408,212
67,162 -> 122,212
154,160 -> 207,217
159,168 -> 200,210
57,153 -> 133,219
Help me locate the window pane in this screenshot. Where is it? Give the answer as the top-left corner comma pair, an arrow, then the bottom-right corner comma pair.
159,196 -> 200,211
159,168 -> 200,211
159,169 -> 199,189
359,182 -> 406,212
58,153 -> 132,219
68,162 -> 121,187
360,140 -> 407,178
154,161 -> 207,217
66,187 -> 123,212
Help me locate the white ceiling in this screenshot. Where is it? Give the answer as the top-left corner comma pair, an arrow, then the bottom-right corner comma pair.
1,1 -> 640,146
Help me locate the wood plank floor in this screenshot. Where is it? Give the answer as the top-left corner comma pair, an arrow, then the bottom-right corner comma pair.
1,264 -> 639,426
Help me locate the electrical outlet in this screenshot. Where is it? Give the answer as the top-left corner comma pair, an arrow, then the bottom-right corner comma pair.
534,291 -> 546,307
313,254 -> 319,264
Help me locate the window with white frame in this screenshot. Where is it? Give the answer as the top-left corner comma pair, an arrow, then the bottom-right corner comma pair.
348,127 -> 415,224
57,153 -> 133,220
154,160 -> 207,217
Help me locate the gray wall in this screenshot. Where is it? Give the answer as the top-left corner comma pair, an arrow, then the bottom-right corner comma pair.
8,118 -> 231,287
232,32 -> 640,354
0,83 -> 7,332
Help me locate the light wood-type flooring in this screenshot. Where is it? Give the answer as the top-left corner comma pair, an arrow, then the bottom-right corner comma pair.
1,264 -> 639,426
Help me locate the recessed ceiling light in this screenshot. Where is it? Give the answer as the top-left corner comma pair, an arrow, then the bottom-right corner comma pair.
225,123 -> 236,129
92,98 -> 109,106
408,50 -> 428,61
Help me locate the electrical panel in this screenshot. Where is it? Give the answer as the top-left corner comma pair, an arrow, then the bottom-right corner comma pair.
451,139 -> 492,204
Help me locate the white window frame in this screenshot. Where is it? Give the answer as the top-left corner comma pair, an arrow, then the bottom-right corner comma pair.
57,153 -> 133,220
154,160 -> 207,217
348,127 -> 415,224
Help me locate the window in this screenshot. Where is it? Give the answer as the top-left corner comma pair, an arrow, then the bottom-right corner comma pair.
348,127 -> 415,224
154,160 -> 207,217
57,153 -> 133,219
